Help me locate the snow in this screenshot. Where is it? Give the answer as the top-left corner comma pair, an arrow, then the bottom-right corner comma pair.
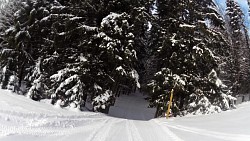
208,69 -> 227,88
79,25 -> 97,32
193,46 -> 204,54
130,69 -> 140,88
5,26 -> 15,34
157,102 -> 250,141
79,53 -> 87,62
70,17 -> 83,21
172,74 -> 186,86
101,13 -> 122,28
179,23 -> 196,28
0,89 -> 250,141
93,90 -> 113,110
170,33 -> 179,46
55,74 -> 79,94
116,66 -> 127,75
93,83 -> 102,91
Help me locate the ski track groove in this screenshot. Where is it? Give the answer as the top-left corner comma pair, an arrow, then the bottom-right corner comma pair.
88,118 -> 112,141
0,118 -> 110,137
0,110 -> 105,137
162,122 -> 250,141
125,119 -> 133,141
126,120 -> 143,141
0,109 -> 102,120
0,125 -> 59,137
0,118 -> 126,140
2,91 -> 249,141
153,120 -> 184,141
89,118 -> 123,141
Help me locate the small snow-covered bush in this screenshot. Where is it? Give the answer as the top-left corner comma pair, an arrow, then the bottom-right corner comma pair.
148,67 -> 236,117
92,90 -> 114,112
26,58 -> 47,100
7,75 -> 19,92
185,69 -> 236,115
50,68 -> 86,110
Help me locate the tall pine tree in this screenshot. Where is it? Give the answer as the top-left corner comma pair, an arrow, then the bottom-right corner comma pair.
1,0 -> 151,112
226,0 -> 250,95
148,0 -> 235,117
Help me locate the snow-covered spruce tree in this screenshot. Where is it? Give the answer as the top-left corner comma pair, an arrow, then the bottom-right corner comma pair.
83,0 -> 152,88
226,0 -> 250,95
45,2 -> 140,111
89,12 -> 138,111
120,1 -> 152,87
50,68 -> 86,109
0,0 -> 22,32
26,58 -> 47,100
72,0 -> 151,111
142,0 -> 166,89
0,0 -> 59,96
0,0 -> 140,111
0,0 -> 31,90
148,0 -> 235,117
0,0 -> 17,88
248,0 -> 250,22
1,0 -> 93,104
39,2 -> 98,109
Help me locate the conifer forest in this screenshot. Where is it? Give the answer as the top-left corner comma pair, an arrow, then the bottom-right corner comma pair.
0,0 -> 250,117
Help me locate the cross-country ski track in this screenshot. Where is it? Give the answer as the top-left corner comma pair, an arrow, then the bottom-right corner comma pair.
0,90 -> 249,141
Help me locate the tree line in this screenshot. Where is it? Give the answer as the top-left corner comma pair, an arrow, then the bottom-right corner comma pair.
0,0 -> 249,116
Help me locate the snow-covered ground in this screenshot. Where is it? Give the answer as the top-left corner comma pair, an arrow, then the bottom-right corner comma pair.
0,89 -> 250,141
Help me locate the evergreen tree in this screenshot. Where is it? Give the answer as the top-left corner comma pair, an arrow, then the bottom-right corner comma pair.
1,0 -> 244,115
0,0 -> 30,90
148,0 -> 235,117
226,0 -> 250,94
0,0 -> 147,111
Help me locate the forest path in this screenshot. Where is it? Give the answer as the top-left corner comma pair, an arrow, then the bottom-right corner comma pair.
106,91 -> 183,141
109,91 -> 156,120
0,90 -> 183,141
1,90 -> 249,141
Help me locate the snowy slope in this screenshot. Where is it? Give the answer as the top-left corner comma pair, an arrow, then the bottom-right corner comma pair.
156,102 -> 250,141
0,89 -> 250,141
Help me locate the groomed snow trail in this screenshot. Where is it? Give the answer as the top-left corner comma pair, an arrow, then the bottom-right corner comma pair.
156,102 -> 250,141
0,90 -> 250,141
107,92 -> 183,141
0,90 -> 183,141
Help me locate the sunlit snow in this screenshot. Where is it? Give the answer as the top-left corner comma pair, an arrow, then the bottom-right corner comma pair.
0,90 -> 249,141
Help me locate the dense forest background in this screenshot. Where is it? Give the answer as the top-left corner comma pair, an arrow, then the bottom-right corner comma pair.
0,0 -> 250,117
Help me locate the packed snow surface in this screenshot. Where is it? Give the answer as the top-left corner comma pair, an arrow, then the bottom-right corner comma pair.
0,90 -> 250,141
